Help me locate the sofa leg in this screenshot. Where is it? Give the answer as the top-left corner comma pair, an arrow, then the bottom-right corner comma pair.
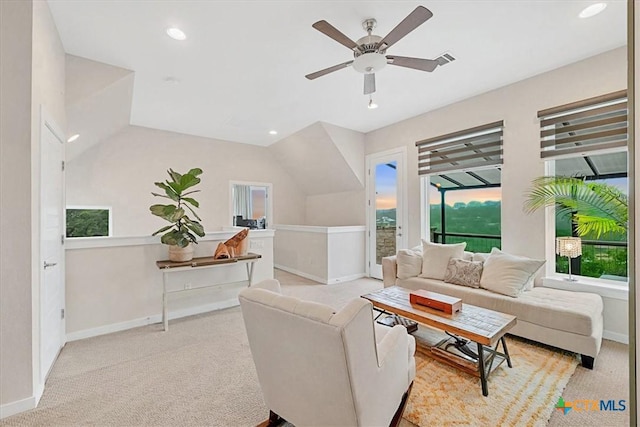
581,355 -> 595,370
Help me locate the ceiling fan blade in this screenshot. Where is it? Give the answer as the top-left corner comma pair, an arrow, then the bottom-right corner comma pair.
305,60 -> 353,80
364,73 -> 376,95
377,6 -> 433,51
312,20 -> 359,51
386,55 -> 439,72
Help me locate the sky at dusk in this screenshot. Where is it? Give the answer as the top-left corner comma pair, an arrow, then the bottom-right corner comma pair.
429,186 -> 502,205
374,164 -> 627,210
376,162 -> 397,210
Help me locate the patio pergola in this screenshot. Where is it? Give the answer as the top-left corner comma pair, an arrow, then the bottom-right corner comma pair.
426,150 -> 628,276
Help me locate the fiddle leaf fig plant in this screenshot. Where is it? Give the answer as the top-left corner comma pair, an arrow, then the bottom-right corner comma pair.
150,168 -> 205,247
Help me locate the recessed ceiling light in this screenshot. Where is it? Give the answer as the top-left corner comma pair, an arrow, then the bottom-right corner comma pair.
269,130 -> 278,135
67,134 -> 80,143
166,27 -> 187,41
579,3 -> 607,18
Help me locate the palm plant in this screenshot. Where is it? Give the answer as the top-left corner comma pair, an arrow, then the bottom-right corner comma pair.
523,176 -> 627,238
150,168 -> 205,247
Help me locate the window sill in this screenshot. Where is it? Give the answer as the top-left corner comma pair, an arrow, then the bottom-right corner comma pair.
543,275 -> 628,301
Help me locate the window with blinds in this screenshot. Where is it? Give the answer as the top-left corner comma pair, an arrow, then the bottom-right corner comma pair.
538,90 -> 628,159
416,121 -> 504,176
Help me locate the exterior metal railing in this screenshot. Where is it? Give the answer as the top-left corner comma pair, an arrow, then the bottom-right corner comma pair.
431,230 -> 628,279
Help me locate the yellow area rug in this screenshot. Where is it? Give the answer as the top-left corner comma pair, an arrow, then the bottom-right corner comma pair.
403,337 -> 579,427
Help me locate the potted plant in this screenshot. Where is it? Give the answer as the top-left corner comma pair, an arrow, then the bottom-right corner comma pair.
150,168 -> 205,262
524,175 -> 628,238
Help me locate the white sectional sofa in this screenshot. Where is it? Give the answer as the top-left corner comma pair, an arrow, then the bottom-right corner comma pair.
382,245 -> 604,369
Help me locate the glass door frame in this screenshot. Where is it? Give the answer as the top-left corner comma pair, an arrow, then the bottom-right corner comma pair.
365,147 -> 408,279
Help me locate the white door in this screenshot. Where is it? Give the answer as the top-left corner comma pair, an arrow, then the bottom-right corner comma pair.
366,149 -> 407,279
40,119 -> 65,383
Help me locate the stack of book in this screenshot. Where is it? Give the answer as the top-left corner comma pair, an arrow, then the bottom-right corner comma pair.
377,315 -> 418,333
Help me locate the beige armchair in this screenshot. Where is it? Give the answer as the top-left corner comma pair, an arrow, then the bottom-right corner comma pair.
239,280 -> 416,427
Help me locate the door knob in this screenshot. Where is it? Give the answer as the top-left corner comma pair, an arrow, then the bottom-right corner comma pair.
44,261 -> 57,269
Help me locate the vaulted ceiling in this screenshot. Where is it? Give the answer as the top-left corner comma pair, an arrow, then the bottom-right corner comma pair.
48,1 -> 627,146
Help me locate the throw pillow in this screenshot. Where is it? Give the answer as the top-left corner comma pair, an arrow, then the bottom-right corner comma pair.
444,258 -> 483,288
396,249 -> 423,279
472,252 -> 490,263
419,240 -> 467,280
479,248 -> 545,297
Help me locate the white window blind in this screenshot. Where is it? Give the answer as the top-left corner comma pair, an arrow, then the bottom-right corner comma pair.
538,90 -> 627,159
416,120 -> 504,176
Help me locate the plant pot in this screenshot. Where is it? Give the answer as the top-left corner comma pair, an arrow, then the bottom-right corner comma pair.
168,243 -> 194,262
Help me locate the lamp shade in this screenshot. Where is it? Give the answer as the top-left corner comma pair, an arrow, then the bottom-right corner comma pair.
556,237 -> 582,258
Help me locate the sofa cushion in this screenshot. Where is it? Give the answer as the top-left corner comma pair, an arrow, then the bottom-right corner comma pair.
397,277 -> 602,337
396,249 -> 423,279
420,240 -> 466,280
480,248 -> 545,297
443,258 -> 483,288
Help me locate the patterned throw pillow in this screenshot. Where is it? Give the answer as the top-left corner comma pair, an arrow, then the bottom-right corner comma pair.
443,258 -> 483,288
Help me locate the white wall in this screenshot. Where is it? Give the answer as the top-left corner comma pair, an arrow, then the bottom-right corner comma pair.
267,121 -> 366,227
66,125 -> 306,236
322,122 -> 365,186
0,0 -> 66,414
305,191 -> 366,226
0,0 -> 34,409
274,225 -> 366,284
65,231 -> 274,339
274,227 -> 327,281
364,47 -> 627,259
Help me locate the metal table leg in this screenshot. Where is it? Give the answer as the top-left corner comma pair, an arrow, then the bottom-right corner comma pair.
162,270 -> 169,331
246,261 -> 255,287
477,343 -> 488,396
501,336 -> 512,368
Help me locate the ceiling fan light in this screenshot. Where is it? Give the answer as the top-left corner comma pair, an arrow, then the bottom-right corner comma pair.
368,97 -> 378,109
353,53 -> 387,74
579,3 -> 607,18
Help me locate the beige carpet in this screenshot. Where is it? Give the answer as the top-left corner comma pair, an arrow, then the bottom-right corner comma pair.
0,269 -> 630,426
405,337 -> 577,427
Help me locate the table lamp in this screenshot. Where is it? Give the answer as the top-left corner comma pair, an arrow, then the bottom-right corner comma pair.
556,237 -> 582,282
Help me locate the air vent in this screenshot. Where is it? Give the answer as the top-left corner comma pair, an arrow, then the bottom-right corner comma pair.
436,52 -> 456,66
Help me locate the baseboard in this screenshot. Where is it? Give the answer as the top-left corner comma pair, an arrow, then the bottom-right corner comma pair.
326,273 -> 366,284
274,265 -> 365,285
603,330 -> 628,344
34,382 -> 44,406
66,298 -> 240,342
274,264 -> 328,284
0,395 -> 36,419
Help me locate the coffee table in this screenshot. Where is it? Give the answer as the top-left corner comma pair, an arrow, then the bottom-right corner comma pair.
362,286 -> 517,396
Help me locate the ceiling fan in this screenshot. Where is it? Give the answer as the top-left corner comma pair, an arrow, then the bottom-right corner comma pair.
306,6 -> 446,96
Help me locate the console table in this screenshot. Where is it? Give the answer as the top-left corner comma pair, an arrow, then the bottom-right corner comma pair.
156,253 -> 262,331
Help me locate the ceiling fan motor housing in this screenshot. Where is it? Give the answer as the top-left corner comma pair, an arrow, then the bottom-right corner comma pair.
353,34 -> 386,74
